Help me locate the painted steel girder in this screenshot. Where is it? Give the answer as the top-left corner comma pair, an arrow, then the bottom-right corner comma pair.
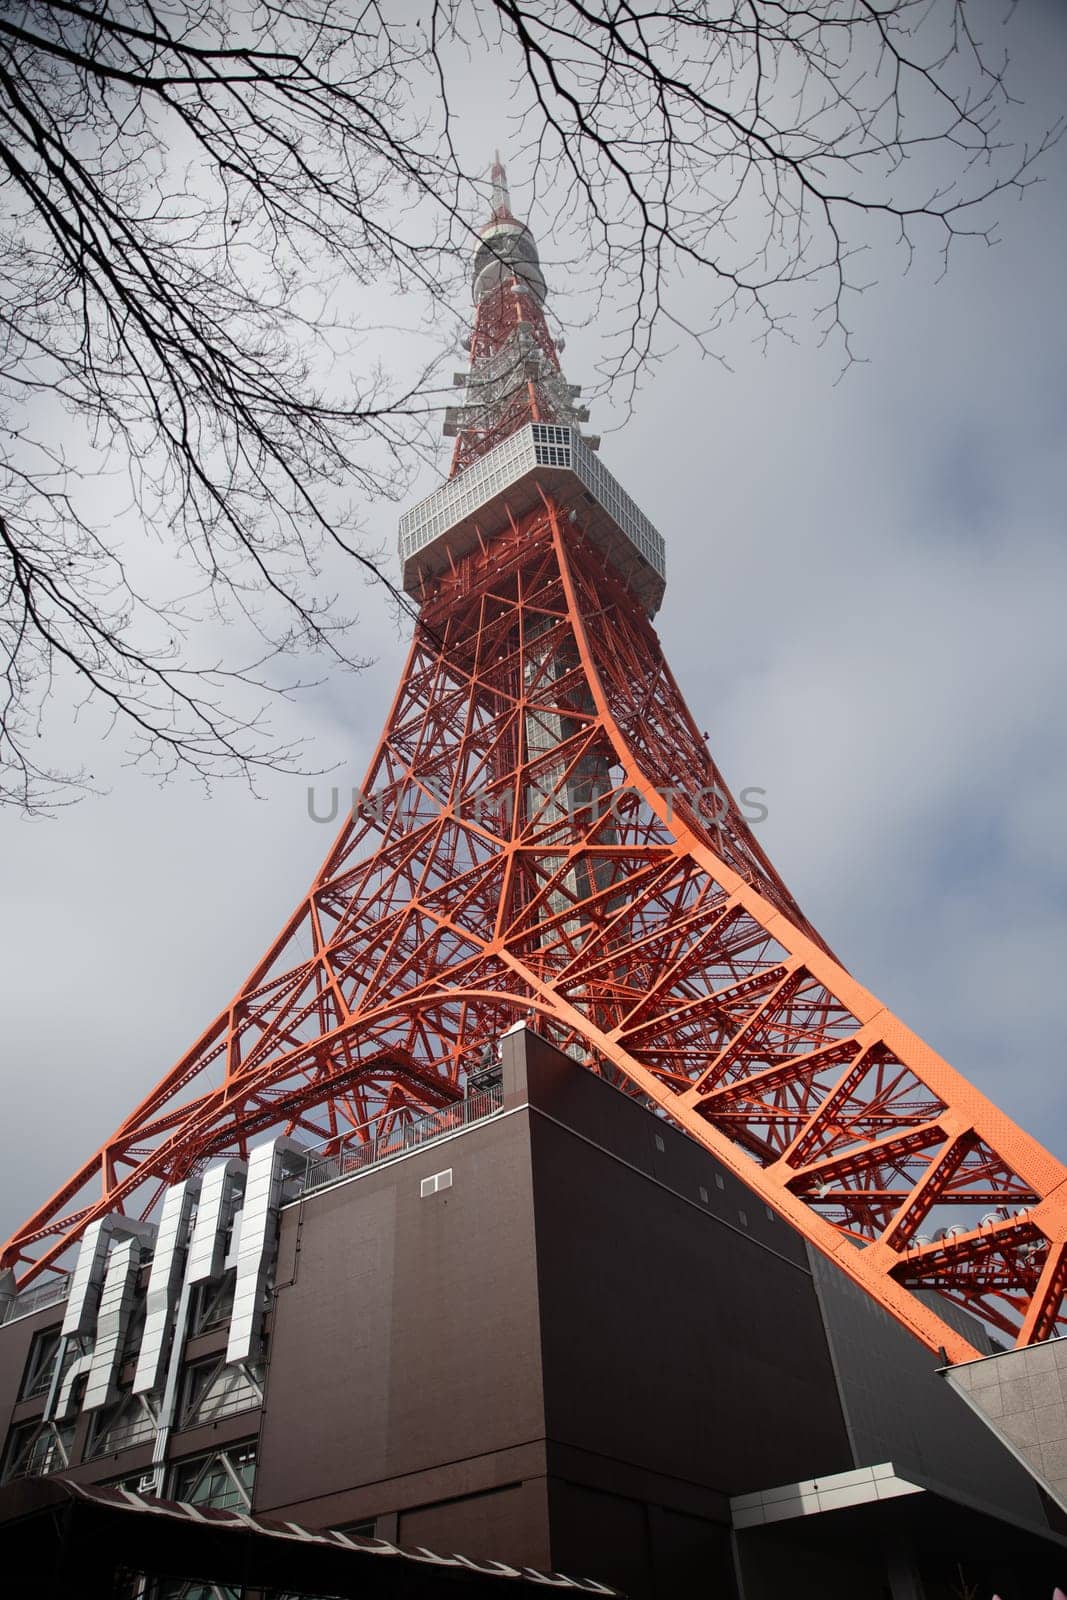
5,499 -> 1067,1367
451,280 -> 561,476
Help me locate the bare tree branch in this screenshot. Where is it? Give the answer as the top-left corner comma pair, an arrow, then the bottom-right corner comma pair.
0,0 -> 1057,808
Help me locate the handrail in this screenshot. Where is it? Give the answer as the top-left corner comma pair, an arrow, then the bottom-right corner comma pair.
299,1086 -> 504,1198
1,1276 -> 70,1326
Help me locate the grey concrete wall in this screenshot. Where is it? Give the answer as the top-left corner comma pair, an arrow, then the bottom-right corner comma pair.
947,1340 -> 1067,1515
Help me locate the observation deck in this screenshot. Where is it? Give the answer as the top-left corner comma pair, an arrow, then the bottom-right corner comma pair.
398,422 -> 666,616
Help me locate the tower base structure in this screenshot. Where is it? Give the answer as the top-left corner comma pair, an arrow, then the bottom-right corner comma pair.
2,1028 -> 1064,1597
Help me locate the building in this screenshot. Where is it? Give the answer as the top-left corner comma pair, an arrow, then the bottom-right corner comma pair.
2,1028 -> 1066,1596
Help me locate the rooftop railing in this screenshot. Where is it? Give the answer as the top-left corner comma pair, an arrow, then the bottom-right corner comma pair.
1,1275 -> 70,1326
299,1084 -> 504,1199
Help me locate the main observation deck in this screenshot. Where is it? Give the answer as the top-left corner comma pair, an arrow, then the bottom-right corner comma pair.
398,422 -> 666,617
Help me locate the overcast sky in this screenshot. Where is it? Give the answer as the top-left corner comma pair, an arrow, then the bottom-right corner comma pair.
2,5 -> 1066,1246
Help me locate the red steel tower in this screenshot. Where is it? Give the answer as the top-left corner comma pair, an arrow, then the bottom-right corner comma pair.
5,157 -> 1067,1374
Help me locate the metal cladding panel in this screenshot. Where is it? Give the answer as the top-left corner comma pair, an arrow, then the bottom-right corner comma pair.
83,1236 -> 142,1411
61,1217 -> 156,1342
521,1034 -> 852,1502
806,1246 -> 1048,1528
568,430 -> 666,580
398,424 -> 665,615
61,1218 -> 110,1339
399,427 -> 537,560
226,1138 -> 303,1366
133,1178 -> 198,1396
473,221 -> 547,305
186,1158 -> 246,1284
55,1349 -> 92,1421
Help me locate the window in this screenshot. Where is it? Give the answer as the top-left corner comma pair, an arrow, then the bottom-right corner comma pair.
654,1134 -> 665,1153
699,1186 -> 709,1205
87,1391 -> 157,1458
765,1206 -> 775,1223
192,1276 -> 235,1334
180,1357 -> 262,1429
1,1418 -> 73,1482
153,1583 -> 240,1599
334,1517 -> 377,1539
738,1209 -> 749,1228
2,1420 -> 40,1483
171,1442 -> 257,1513
108,1467 -> 158,1494
19,1325 -> 62,1400
419,1168 -> 453,1198
714,1173 -> 725,1191
120,1291 -> 148,1363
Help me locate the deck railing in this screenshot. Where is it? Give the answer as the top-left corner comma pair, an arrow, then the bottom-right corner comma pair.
300,1085 -> 504,1198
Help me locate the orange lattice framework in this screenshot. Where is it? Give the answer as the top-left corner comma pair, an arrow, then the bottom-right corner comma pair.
5,158 -> 1067,1366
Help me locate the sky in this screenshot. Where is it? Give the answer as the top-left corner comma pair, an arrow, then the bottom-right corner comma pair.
2,4 -> 1066,1246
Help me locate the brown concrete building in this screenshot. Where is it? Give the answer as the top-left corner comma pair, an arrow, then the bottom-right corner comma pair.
1,1027 -> 1065,1597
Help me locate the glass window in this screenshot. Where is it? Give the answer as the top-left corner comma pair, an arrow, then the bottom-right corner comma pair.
19,1324 -> 63,1400
171,1442 -> 257,1513
180,1357 -> 261,1428
2,1419 -> 39,1483
334,1517 -> 377,1539
153,1583 -> 240,1600
1,1417 -> 73,1482
121,1292 -> 148,1363
192,1276 -> 235,1334
107,1468 -> 156,1493
87,1391 -> 157,1458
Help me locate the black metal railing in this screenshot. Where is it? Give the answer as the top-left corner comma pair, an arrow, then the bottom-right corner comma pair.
300,1085 -> 504,1197
1,1277 -> 70,1326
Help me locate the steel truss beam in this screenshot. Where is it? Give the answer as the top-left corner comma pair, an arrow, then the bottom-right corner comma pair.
6,504 -> 1067,1364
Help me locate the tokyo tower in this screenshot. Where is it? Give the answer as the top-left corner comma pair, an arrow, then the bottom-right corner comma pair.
5,156 -> 1067,1376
